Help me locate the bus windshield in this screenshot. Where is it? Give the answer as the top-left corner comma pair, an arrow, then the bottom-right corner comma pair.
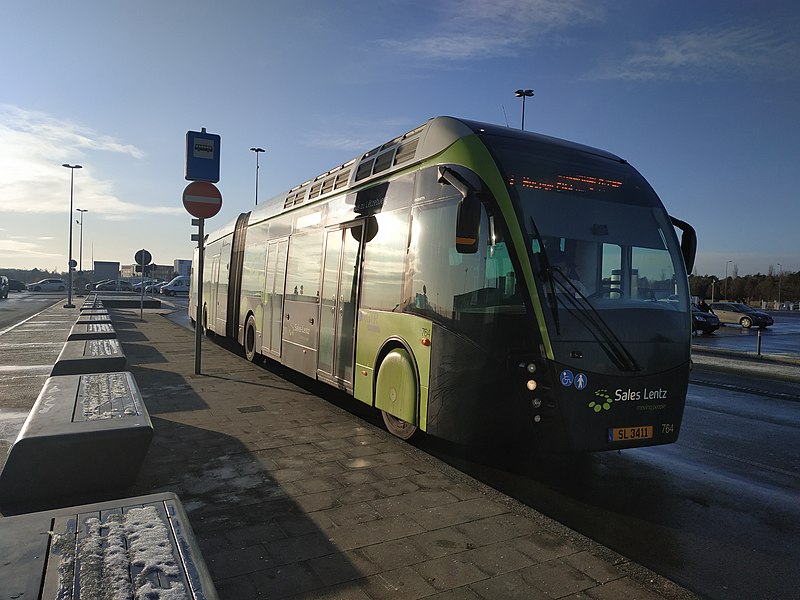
486,135 -> 690,369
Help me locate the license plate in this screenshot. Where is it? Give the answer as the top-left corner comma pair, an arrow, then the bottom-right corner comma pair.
609,425 -> 654,442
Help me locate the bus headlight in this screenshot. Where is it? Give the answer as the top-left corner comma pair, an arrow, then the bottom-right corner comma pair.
533,414 -> 542,423
531,397 -> 542,409
526,363 -> 537,374
526,379 -> 537,391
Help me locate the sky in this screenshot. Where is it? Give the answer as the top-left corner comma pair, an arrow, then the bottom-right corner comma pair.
1,0 -> 798,277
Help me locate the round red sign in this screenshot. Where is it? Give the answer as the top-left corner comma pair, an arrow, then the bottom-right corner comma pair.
182,181 -> 222,219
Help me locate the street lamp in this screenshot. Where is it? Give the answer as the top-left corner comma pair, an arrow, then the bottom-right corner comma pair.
250,147 -> 265,206
777,263 -> 782,306
76,208 -> 88,273
724,260 -> 733,300
62,163 -> 82,308
514,89 -> 534,130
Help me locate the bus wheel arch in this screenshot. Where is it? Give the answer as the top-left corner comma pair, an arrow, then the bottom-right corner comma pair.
374,341 -> 419,440
244,312 -> 259,362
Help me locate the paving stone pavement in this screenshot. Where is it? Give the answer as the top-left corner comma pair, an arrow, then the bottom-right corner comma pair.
3,303 -> 699,600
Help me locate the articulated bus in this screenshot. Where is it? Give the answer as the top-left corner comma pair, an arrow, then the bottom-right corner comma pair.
191,117 -> 697,452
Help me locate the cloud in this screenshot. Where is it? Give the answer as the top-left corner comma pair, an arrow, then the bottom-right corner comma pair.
0,238 -> 62,261
302,116 -> 416,153
0,105 -> 182,218
380,0 -> 603,61
591,25 -> 800,81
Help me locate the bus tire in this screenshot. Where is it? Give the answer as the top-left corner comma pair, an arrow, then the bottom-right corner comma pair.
376,348 -> 418,440
244,314 -> 259,362
202,305 -> 212,336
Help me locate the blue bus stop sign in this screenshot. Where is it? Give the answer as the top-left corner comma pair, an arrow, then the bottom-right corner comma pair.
185,130 -> 221,183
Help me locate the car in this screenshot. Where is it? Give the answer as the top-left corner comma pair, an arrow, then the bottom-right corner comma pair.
691,304 -> 720,334
134,280 -> 165,293
7,279 -> 27,292
95,280 -> 133,292
709,302 -> 774,329
0,276 -> 8,299
27,278 -> 66,292
86,279 -> 114,291
160,275 -> 190,296
145,281 -> 167,293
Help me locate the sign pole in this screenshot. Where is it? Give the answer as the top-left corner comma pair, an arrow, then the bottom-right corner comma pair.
183,127 -> 221,375
140,265 -> 145,321
194,218 -> 205,375
134,249 -> 152,322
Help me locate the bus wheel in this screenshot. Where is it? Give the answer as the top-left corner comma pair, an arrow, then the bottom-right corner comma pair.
376,348 -> 418,440
244,315 -> 259,362
382,411 -> 417,440
202,306 -> 212,336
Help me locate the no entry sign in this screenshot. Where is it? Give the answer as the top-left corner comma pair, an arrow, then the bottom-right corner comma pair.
182,181 -> 222,219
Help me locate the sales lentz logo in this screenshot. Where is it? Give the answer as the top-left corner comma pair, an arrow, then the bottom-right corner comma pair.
588,387 -> 668,413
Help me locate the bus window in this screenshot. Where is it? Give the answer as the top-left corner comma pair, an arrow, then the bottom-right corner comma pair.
285,230 -> 324,302
361,208 -> 411,312
407,197 -> 525,341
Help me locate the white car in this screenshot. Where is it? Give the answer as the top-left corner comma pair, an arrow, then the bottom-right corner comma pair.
27,278 -> 67,292
160,276 -> 190,296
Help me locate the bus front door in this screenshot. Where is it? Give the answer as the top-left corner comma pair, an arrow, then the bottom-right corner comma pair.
318,224 -> 363,390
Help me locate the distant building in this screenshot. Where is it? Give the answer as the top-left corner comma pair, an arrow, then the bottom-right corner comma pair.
174,259 -> 192,277
120,263 -> 175,281
94,261 -> 120,282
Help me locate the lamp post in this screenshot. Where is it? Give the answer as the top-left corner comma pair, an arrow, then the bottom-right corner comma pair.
777,263 -> 782,306
250,147 -> 265,206
62,163 -> 82,308
514,89 -> 534,130
724,260 -> 733,300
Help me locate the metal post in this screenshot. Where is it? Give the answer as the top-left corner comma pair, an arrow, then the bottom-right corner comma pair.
62,164 -> 82,308
757,328 -> 762,356
76,208 -> 88,297
724,260 -> 732,300
194,218 -> 205,374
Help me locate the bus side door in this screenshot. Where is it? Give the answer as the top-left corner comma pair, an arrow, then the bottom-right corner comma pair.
262,238 -> 288,358
318,223 -> 363,390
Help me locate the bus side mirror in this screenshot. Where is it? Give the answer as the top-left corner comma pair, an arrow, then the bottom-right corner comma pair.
455,195 -> 480,254
670,215 -> 697,274
439,166 -> 480,254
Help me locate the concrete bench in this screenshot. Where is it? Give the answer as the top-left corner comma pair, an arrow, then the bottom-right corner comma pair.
0,371 -> 153,508
80,297 -> 103,310
68,321 -> 117,341
78,308 -> 110,316
51,338 -> 126,375
0,492 -> 218,599
75,312 -> 113,325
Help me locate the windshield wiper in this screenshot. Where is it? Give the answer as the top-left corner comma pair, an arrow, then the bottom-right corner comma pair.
528,217 -> 560,334
549,269 -> 640,372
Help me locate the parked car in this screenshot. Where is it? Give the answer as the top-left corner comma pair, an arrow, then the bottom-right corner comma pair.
95,280 -> 133,292
709,302 -> 774,329
132,280 -> 153,293
7,279 -> 27,292
145,281 -> 167,293
27,278 -> 66,292
86,279 -> 114,291
160,275 -> 190,296
0,276 -> 8,299
691,304 -> 720,334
